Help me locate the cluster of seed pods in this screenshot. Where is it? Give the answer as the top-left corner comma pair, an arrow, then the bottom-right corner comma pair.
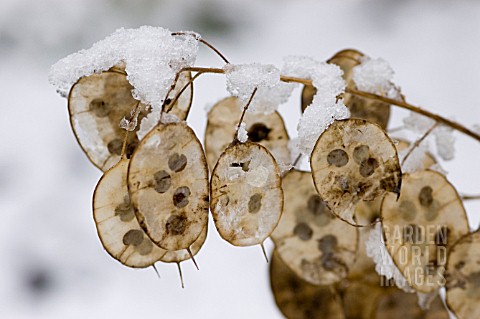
64,50 -> 478,318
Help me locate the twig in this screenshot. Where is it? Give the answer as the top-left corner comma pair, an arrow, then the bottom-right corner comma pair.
234,88 -> 258,142
401,122 -> 439,166
171,32 -> 230,64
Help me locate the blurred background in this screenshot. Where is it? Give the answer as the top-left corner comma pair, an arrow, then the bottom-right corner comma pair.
1,0 -> 480,318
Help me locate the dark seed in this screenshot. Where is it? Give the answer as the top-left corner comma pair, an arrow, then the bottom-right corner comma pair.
168,153 -> 187,172
173,186 -> 190,208
359,158 -> 379,177
419,186 -> 434,207
123,229 -> 144,246
327,149 -> 349,167
153,170 -> 171,193
247,123 -> 271,142
318,235 -> 338,253
293,222 -> 313,241
89,98 -> 110,117
248,193 -> 262,214
166,214 -> 187,235
114,195 -> 135,222
107,138 -> 123,155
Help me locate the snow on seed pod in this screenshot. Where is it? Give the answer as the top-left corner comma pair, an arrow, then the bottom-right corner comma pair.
210,141 -> 283,246
271,170 -> 357,285
446,230 -> 480,319
375,289 -> 449,319
381,170 -> 469,293
270,250 -> 345,319
301,49 -> 391,129
162,71 -> 193,120
93,159 -> 166,267
310,119 -> 401,225
68,69 -> 150,171
205,97 -> 290,171
128,122 -> 209,251
159,225 -> 207,263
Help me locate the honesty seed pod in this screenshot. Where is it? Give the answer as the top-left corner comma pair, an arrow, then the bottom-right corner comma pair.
128,122 -> 209,251
301,49 -> 391,129
270,250 -> 345,319
446,230 -> 480,319
381,170 -> 469,293
210,141 -> 283,246
68,68 -> 152,171
159,225 -> 207,264
271,170 -> 358,286
93,159 -> 166,267
310,119 -> 401,225
205,97 -> 290,171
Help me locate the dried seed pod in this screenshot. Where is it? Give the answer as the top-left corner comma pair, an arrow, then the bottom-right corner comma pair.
341,281 -> 387,319
270,250 -> 345,319
205,97 -> 290,171
301,49 -> 391,129
310,119 -> 401,225
381,170 -> 469,293
210,141 -> 283,246
159,225 -> 207,263
68,70 -> 149,171
446,230 -> 480,319
128,122 -> 209,251
163,71 -> 193,120
375,289 -> 449,319
271,170 -> 358,285
93,159 -> 166,267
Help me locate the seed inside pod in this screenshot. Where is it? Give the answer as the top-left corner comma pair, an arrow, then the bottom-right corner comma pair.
381,170 -> 469,293
68,69 -> 150,171
301,49 -> 391,129
269,250 -> 345,319
159,225 -> 208,264
310,119 -> 401,225
446,230 -> 480,319
271,170 -> 358,286
128,122 -> 209,251
204,97 -> 290,171
210,142 -> 283,247
93,159 -> 166,268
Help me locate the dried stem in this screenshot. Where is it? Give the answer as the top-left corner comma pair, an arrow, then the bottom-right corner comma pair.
176,66 -> 480,145
171,32 -> 230,64
234,88 -> 258,142
401,122 -> 439,166
166,71 -> 204,113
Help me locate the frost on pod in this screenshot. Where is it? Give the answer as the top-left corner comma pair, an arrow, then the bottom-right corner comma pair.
127,122 -> 209,251
210,142 -> 283,246
270,170 -> 358,286
93,159 -> 166,267
310,119 -> 401,225
224,63 -> 295,114
403,112 -> 456,161
446,230 -> 480,319
381,170 -> 469,293
49,26 -> 200,110
283,56 -> 350,156
204,97 -> 290,172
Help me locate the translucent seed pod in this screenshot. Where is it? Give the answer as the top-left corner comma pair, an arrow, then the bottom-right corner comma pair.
341,281 -> 387,319
68,69 -> 150,171
301,49 -> 391,129
93,159 -> 166,267
205,97 -> 290,171
381,170 -> 469,293
270,250 -> 345,319
128,122 -> 209,251
210,141 -> 283,246
310,119 -> 401,225
159,225 -> 207,264
271,170 -> 358,285
446,230 -> 480,319
375,289 -> 449,319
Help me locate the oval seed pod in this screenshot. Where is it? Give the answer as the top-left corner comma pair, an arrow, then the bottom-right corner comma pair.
210,142 -> 283,246
204,97 -> 290,171
270,250 -> 345,319
381,170 -> 469,293
163,71 -> 193,120
128,122 -> 209,251
159,225 -> 207,263
341,281 -> 387,319
310,119 -> 401,225
93,159 -> 166,267
271,170 -> 358,285
446,230 -> 480,319
68,70 -> 149,171
301,49 -> 391,129
375,289 -> 449,319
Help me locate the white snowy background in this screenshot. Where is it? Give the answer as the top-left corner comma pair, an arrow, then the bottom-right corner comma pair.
1,1 -> 479,318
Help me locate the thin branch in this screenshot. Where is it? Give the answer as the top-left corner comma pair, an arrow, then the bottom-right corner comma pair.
166,71 -> 204,113
171,32 -> 230,64
234,88 -> 258,142
401,122 -> 439,166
